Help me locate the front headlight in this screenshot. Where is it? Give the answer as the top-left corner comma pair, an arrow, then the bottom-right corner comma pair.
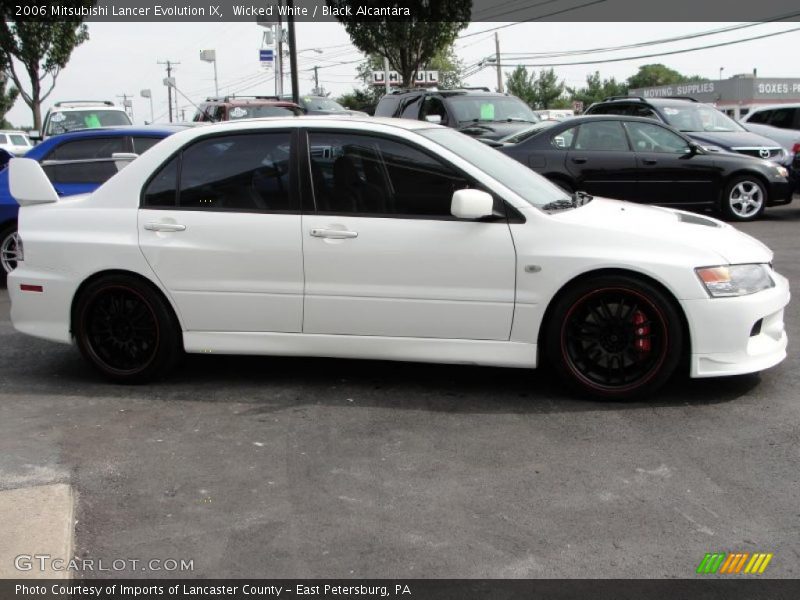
772,164 -> 789,178
696,264 -> 774,297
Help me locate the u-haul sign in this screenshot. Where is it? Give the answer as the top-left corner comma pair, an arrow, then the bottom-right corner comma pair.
372,70 -> 439,87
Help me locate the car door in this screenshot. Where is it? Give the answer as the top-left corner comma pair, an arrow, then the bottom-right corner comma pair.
301,129 -> 516,340
565,121 -> 637,200
624,120 -> 718,205
138,130 -> 304,333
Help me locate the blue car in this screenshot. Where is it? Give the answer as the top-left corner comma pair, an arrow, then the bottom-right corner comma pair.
1,125 -> 188,278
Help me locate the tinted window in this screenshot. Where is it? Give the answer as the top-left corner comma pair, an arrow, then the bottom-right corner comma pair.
307,132 -> 470,218
420,97 -> 447,124
574,121 -> 629,151
446,95 -> 538,123
47,137 -> 126,160
624,121 -> 689,153
769,108 -> 795,129
374,95 -> 401,117
0,134 -> 7,144
399,96 -> 423,119
10,134 -> 29,145
42,161 -> 118,185
551,126 -> 577,149
227,105 -> 300,119
178,133 -> 293,211
132,136 -> 163,154
747,109 -> 771,124
143,155 -> 179,207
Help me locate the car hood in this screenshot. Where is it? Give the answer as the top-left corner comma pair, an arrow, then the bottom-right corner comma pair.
551,197 -> 772,264
686,130 -> 782,149
457,121 -> 538,140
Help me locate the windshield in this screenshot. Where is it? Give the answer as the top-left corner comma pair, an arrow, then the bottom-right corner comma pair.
45,109 -> 131,135
660,104 -> 744,133
448,96 -> 540,123
304,97 -> 347,111
419,128 -> 571,211
500,121 -> 558,144
9,134 -> 30,145
228,105 -> 301,119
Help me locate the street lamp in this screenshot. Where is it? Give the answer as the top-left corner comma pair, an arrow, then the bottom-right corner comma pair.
140,89 -> 154,124
200,49 -> 219,98
719,67 -> 725,81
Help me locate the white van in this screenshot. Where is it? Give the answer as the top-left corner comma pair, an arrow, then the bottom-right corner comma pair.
40,101 -> 132,140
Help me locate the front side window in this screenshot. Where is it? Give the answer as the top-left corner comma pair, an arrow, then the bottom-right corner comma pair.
45,109 -> 132,136
307,132 -> 471,218
624,121 -> 690,154
573,121 -> 629,151
9,134 -> 30,146
178,132 -> 293,211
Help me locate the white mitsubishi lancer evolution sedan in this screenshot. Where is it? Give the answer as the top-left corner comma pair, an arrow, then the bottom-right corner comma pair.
7,117 -> 790,399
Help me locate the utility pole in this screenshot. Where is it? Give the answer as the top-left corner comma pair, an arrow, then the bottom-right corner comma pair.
158,60 -> 180,122
384,56 -> 390,94
277,14 -> 284,96
495,32 -> 503,93
313,66 -> 319,95
287,0 -> 299,105
116,93 -> 134,122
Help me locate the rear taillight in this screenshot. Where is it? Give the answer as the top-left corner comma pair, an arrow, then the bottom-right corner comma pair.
792,143 -> 800,155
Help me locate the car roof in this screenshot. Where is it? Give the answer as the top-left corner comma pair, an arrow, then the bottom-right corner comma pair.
748,103 -> 800,111
184,115 -> 438,134
39,125 -> 189,143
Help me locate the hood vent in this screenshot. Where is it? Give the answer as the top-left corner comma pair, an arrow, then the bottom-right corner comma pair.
677,212 -> 722,228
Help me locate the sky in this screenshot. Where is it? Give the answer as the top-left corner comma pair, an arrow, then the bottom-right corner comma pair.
4,20 -> 799,128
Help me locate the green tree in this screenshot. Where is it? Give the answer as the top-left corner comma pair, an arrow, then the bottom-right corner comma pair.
626,63 -> 703,89
328,0 -> 470,87
568,71 -> 628,110
336,89 -> 378,114
505,66 -> 568,109
0,19 -> 89,131
0,70 -> 19,128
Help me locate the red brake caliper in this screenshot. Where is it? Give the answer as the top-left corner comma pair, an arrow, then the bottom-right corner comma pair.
633,310 -> 651,355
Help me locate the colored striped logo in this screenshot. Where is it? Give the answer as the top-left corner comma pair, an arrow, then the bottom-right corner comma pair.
696,552 -> 773,574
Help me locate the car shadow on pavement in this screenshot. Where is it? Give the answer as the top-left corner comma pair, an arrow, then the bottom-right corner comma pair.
0,335 -> 763,415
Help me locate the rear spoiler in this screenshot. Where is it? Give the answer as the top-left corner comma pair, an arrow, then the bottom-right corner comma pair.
10,153 -> 139,207
9,158 -> 59,206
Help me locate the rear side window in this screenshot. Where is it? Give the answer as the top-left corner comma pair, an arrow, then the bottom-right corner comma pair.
47,137 -> 126,160
132,137 -> 163,154
374,96 -> 401,117
747,109 -> 771,124
574,121 -> 629,151
769,108 -> 795,129
399,96 -> 423,119
42,161 -> 119,185
0,134 -> 7,144
142,155 -> 179,207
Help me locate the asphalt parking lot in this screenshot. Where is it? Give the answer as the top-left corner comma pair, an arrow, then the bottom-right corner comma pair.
1,204 -> 799,579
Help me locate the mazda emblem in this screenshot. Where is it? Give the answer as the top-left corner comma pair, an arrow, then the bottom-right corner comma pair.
759,148 -> 770,159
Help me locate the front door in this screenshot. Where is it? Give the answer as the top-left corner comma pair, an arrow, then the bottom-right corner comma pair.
138,131 -> 304,333
565,120 -> 637,200
301,130 -> 517,340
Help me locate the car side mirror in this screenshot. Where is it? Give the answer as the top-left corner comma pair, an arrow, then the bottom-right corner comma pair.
451,189 -> 494,220
686,142 -> 700,155
424,114 -> 442,124
28,131 -> 42,143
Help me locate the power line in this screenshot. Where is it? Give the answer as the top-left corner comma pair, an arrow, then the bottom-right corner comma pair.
487,26 -> 800,68
458,0 -> 607,39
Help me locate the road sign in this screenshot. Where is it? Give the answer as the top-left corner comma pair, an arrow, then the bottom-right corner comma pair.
260,49 -> 274,70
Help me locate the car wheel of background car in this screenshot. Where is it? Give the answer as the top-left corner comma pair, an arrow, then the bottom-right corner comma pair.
73,274 -> 181,383
0,223 -> 20,282
722,176 -> 766,221
544,274 -> 683,400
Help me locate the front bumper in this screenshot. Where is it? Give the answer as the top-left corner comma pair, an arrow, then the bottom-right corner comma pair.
684,270 -> 790,378
766,178 -> 793,206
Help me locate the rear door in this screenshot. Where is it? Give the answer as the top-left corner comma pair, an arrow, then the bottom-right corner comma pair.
138,130 -> 304,333
624,120 -> 718,205
565,121 -> 637,200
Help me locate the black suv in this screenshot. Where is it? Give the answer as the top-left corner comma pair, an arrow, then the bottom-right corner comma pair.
584,96 -> 785,162
374,88 -> 540,140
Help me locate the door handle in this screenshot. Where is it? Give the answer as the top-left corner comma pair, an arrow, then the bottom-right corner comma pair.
310,228 -> 358,239
642,159 -> 658,165
571,157 -> 587,164
144,222 -> 186,232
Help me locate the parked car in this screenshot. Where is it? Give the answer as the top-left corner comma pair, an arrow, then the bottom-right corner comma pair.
279,94 -> 368,116
741,103 -> 800,131
0,130 -> 33,156
374,88 -> 540,140
0,125 -> 187,278
7,117 -> 789,399
192,95 -> 304,122
584,96 -> 786,163
740,121 -> 800,190
40,101 -> 132,140
498,115 -> 792,221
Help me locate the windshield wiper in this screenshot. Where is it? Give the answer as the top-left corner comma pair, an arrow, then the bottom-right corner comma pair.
574,191 -> 594,206
541,198 -> 577,211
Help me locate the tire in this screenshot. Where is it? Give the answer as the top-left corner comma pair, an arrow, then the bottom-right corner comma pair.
721,176 -> 766,221
73,274 -> 180,383
544,274 -> 683,400
0,223 -> 20,283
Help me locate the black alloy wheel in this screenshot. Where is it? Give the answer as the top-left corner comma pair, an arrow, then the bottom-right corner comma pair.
74,275 -> 180,383
546,275 -> 683,399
